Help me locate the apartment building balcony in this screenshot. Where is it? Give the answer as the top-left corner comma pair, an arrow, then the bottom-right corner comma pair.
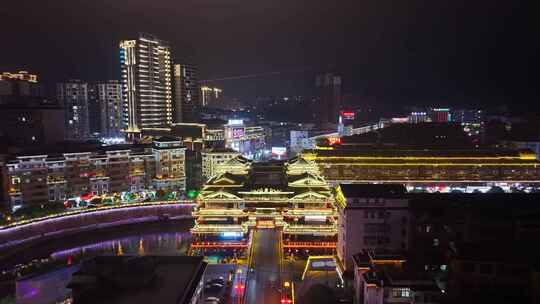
129,169 -> 146,176
47,176 -> 67,185
90,176 -> 110,181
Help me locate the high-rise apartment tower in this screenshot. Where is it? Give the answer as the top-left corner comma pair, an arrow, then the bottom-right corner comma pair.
120,33 -> 173,137
174,64 -> 200,123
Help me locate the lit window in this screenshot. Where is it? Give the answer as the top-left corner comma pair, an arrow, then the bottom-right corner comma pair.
392,288 -> 411,298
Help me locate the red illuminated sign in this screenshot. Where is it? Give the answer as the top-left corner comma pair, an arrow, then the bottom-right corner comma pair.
328,137 -> 341,145
340,111 -> 355,120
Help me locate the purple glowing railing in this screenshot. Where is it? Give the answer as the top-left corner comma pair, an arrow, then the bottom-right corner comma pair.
0,202 -> 195,250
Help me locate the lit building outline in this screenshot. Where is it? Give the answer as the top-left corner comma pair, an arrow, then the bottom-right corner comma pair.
191,156 -> 338,255
120,33 -> 173,137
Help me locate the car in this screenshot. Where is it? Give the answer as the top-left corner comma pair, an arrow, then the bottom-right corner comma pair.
205,296 -> 221,303
205,283 -> 224,290
207,277 -> 225,285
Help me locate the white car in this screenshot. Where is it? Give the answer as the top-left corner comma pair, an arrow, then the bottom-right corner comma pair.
205,297 -> 220,303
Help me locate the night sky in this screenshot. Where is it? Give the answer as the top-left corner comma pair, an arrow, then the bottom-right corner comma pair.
1,0 -> 537,109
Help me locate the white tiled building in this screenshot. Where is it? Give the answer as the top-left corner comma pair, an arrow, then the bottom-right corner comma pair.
335,184 -> 410,270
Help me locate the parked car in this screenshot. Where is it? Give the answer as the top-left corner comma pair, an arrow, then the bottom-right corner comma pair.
207,277 -> 225,285
205,296 -> 221,303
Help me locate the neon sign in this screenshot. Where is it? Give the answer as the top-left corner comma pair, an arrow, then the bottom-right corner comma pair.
340,111 -> 355,120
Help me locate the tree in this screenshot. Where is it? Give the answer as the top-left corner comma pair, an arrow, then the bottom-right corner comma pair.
156,189 -> 166,199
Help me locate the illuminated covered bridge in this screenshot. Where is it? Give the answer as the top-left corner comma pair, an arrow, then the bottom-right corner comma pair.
302,148 -> 540,188
191,156 -> 337,255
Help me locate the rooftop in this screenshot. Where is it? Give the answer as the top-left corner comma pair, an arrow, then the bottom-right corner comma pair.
203,147 -> 239,154
339,122 -> 472,147
6,142 -> 153,161
154,136 -> 181,142
306,147 -> 537,160
201,157 -> 332,199
67,255 -> 206,304
361,261 -> 439,291
353,249 -> 407,268
339,183 -> 407,198
247,162 -> 287,190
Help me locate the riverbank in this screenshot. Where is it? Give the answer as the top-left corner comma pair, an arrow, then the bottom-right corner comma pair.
0,203 -> 194,254
0,218 -> 195,267
0,219 -> 195,303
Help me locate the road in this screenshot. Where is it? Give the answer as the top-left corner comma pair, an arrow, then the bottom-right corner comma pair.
245,229 -> 282,304
204,264 -> 248,304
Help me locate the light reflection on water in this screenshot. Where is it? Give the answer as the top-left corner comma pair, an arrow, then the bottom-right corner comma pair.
16,232 -> 192,304
50,231 -> 192,262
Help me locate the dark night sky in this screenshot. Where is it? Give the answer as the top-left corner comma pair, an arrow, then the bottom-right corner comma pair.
1,0 -> 537,109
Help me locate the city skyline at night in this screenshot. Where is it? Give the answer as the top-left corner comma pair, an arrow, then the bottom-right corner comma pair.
1,1 -> 538,109
1,2 -> 539,304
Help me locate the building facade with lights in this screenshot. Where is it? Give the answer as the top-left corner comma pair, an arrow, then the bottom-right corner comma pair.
335,184 -> 410,270
120,33 -> 173,137
303,147 -> 540,189
338,184 -> 540,303
89,80 -> 123,138
1,138 -> 186,212
430,108 -> 452,123
57,80 -> 91,140
0,71 -> 43,101
201,148 -> 240,182
200,86 -> 222,107
316,73 -> 342,124
223,121 -> 266,158
174,63 -> 200,123
0,71 -> 37,83
408,112 -> 428,124
191,156 -> 337,256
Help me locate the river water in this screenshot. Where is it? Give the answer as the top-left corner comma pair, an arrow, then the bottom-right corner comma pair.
0,220 -> 194,304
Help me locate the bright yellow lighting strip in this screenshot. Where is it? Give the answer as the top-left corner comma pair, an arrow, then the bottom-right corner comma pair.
328,179 -> 540,183
282,243 -> 337,249
191,242 -> 247,248
190,224 -> 247,233
194,209 -> 247,215
371,259 -> 406,264
301,255 -> 336,280
317,163 -> 539,166
279,230 -> 284,281
314,156 -> 537,160
334,186 -> 347,209
285,209 -> 335,215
